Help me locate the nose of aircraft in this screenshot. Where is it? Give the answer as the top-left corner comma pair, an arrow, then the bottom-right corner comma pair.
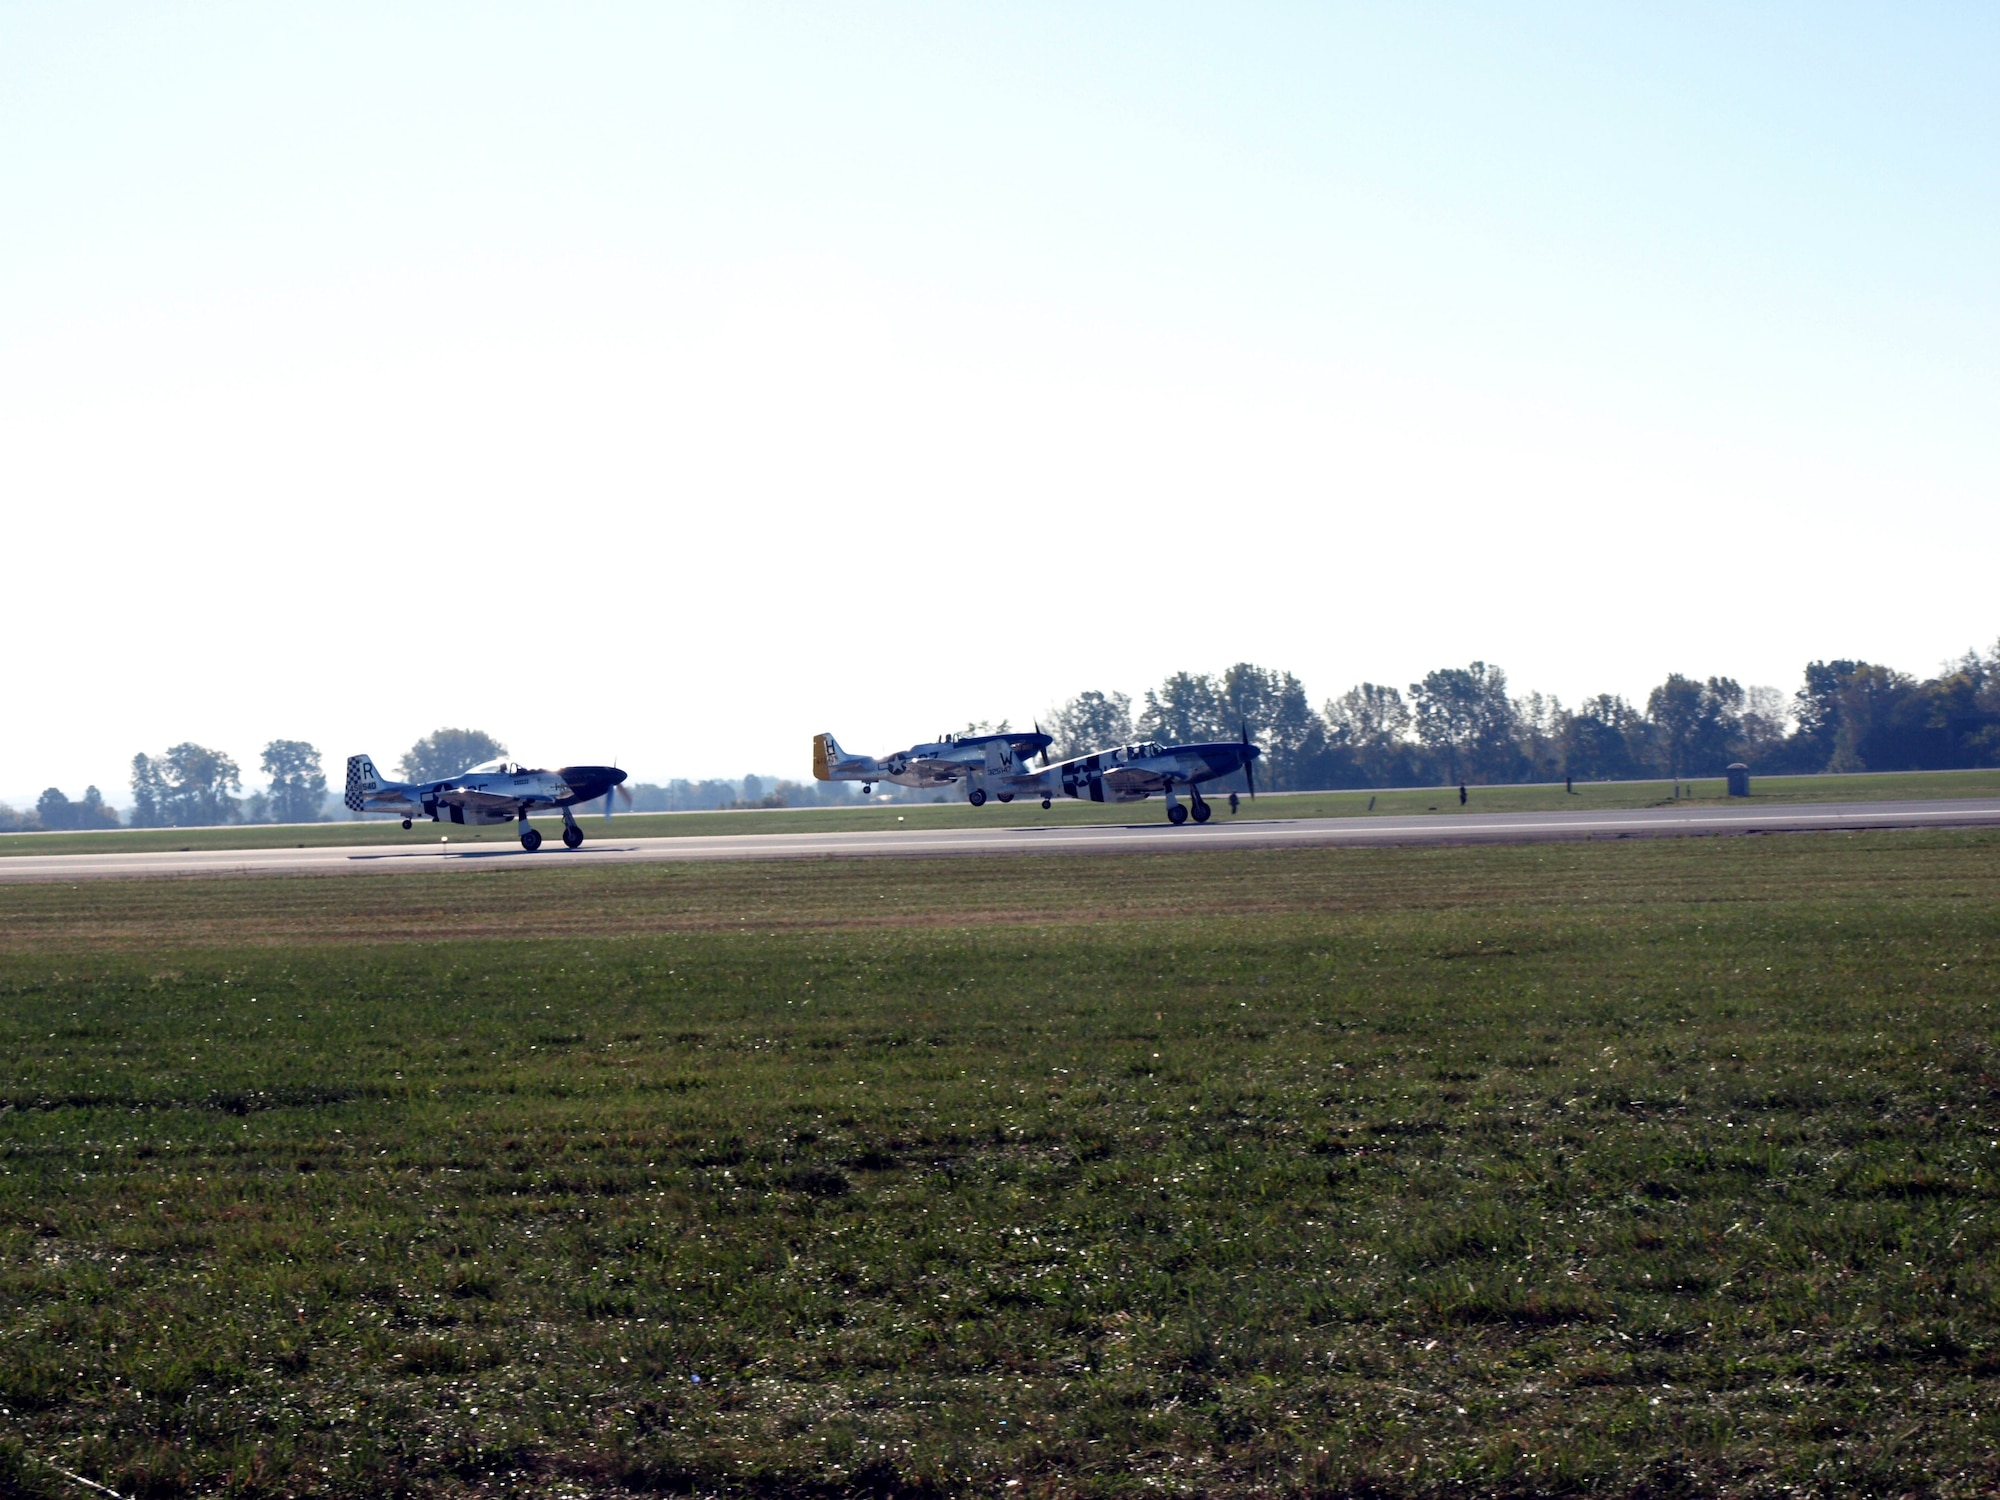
558,765 -> 628,800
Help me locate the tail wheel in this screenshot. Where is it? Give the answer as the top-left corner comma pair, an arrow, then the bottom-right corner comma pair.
520,826 -> 543,852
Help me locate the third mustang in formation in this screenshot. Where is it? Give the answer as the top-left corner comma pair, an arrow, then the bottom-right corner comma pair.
814,727 -> 1261,825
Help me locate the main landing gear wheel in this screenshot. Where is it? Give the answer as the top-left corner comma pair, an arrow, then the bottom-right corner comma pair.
562,824 -> 584,850
1167,803 -> 1189,826
519,826 -> 543,852
402,818 -> 412,830
1041,799 -> 1052,810
1192,801 -> 1211,824
998,793 -> 1013,803
968,788 -> 987,807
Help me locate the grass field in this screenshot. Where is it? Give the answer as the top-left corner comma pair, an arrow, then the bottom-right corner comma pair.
6,766 -> 2000,859
2,832 -> 1997,1497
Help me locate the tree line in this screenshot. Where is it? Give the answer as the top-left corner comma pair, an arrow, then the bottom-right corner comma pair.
1042,642 -> 2000,792
1,740 -> 331,832
0,725 -> 855,831
6,641 -> 1994,830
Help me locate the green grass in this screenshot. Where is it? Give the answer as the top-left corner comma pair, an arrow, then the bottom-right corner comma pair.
7,766 -> 2000,858
1,834 -> 1997,1497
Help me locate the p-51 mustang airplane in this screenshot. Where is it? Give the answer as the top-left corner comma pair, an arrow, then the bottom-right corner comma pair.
984,730 -> 1262,825
812,727 -> 1053,796
344,755 -> 629,851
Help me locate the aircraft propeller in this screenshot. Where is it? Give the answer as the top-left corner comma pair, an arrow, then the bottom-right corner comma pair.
1035,721 -> 1050,767
1241,722 -> 1257,799
603,782 -> 633,821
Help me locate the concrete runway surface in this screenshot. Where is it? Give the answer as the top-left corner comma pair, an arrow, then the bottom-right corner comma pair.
2,799 -> 1997,884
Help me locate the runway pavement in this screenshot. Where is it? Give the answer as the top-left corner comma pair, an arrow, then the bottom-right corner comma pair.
2,798 -> 1997,883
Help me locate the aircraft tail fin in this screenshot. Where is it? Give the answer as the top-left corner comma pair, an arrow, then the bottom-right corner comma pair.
983,738 -> 1017,774
812,733 -> 840,781
344,753 -> 390,812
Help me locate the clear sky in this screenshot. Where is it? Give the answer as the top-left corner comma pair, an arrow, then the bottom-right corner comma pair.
3,4 -> 1995,803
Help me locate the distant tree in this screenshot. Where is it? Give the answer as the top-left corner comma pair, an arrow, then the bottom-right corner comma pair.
36,788 -> 75,830
261,739 -> 328,823
1823,664 -> 1917,772
1789,660 -> 1866,771
1412,663 -> 1514,783
665,778 -> 744,811
1648,674 -> 1705,778
1327,683 -> 1419,786
130,755 -> 163,827
1511,691 -> 1566,783
1220,663 -> 1327,790
781,776 -> 857,807
36,787 -> 120,830
1647,675 -> 1743,778
1735,687 -> 1791,766
1046,690 -> 1133,759
128,743 -> 242,826
1689,676 -> 1746,774
741,774 -> 764,805
398,728 -> 506,784
1137,672 -> 1227,744
1925,644 -> 2000,767
0,803 -> 31,832
78,786 -> 119,828
1559,695 -> 1646,781
1972,639 -> 2000,766
1770,649 -> 2000,772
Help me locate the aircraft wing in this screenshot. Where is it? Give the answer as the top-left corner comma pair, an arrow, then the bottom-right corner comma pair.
439,788 -> 536,814
1102,765 -> 1171,794
956,731 -> 1054,759
891,759 -> 965,786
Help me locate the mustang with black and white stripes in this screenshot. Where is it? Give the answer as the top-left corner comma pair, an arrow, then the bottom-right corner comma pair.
343,754 -> 629,851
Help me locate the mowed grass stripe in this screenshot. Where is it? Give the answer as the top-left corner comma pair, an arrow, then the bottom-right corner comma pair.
1,830 -> 1995,952
0,833 -> 1995,1498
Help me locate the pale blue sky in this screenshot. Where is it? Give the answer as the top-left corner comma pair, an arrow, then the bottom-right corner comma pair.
2,5 -> 1995,799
